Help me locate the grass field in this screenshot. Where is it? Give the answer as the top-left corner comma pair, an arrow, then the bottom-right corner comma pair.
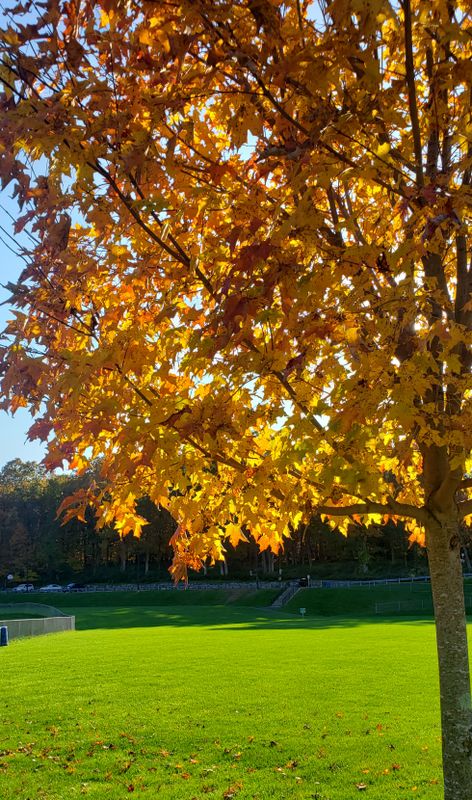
2,588 -> 280,609
0,593 -> 452,800
6,579 -> 472,618
286,583 -> 441,616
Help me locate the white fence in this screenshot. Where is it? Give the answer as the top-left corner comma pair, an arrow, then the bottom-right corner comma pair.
80,581 -> 283,591
319,573 -> 472,589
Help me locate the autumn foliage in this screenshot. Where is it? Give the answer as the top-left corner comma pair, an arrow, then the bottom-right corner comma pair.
0,0 -> 471,583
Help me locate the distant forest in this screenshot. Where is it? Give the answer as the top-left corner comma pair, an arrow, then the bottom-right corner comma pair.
0,459 -> 463,584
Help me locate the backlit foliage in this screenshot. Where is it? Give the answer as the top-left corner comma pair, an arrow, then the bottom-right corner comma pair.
1,0 -> 472,579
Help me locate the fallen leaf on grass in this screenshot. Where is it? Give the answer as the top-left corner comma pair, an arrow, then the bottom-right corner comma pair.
223,782 -> 243,798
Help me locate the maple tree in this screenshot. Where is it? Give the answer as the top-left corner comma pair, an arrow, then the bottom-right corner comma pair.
0,0 -> 472,796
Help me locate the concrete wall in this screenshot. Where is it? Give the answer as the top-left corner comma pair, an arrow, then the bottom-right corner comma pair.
0,616 -> 75,640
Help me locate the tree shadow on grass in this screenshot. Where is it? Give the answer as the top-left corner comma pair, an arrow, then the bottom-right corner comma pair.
72,605 -> 437,632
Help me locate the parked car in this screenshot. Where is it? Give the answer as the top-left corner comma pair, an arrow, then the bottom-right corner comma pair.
63,582 -> 87,592
13,583 -> 35,593
38,584 -> 63,593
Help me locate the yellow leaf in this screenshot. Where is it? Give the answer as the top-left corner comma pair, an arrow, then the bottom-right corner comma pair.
139,29 -> 153,46
100,9 -> 114,26
226,523 -> 248,548
376,141 -> 390,157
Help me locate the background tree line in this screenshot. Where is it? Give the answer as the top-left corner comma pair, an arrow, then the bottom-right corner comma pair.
0,459 -> 434,584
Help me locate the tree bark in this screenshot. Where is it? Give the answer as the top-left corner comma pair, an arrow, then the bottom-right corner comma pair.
426,515 -> 472,799
119,540 -> 127,572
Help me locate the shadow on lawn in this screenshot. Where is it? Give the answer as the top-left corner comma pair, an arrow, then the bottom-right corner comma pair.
72,606 -> 436,632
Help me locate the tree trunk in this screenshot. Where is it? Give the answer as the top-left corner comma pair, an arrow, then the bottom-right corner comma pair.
219,557 -> 228,576
119,540 -> 127,572
426,516 -> 472,799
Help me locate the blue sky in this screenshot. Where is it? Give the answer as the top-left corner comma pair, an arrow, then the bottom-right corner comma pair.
0,193 -> 46,467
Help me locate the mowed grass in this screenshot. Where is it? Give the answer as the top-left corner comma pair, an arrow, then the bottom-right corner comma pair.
0,602 -> 449,800
286,584 -> 435,617
288,580 -> 472,616
2,588 -> 280,609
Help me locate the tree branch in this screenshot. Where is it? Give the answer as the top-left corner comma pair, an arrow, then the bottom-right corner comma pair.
403,0 -> 424,187
318,498 -> 426,522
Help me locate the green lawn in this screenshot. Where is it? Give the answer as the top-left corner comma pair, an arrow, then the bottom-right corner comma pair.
0,602 -> 448,799
8,579 -> 472,618
287,581 -> 472,617
286,583 -> 435,617
2,588 -> 280,609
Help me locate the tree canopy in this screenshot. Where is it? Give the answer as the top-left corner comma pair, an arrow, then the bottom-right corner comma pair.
0,0 -> 471,582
